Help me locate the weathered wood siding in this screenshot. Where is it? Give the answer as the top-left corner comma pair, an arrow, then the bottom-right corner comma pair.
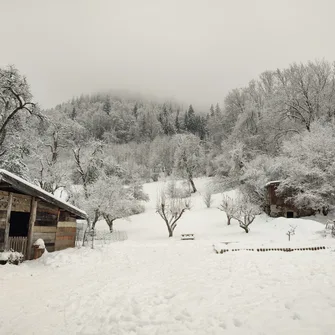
0,209 -> 7,250
31,200 -> 59,253
1,189 -> 79,254
55,211 -> 77,251
0,191 -> 9,211
12,193 -> 31,212
1,191 -> 32,212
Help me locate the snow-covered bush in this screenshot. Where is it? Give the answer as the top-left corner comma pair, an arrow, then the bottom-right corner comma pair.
8,251 -> 24,264
202,188 -> 213,208
0,251 -> 24,265
212,141 -> 247,193
166,180 -> 191,199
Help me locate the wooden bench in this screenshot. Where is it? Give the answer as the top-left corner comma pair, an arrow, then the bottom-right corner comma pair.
181,234 -> 195,240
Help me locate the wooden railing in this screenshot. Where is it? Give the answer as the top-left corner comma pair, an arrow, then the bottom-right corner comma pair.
8,236 -> 28,255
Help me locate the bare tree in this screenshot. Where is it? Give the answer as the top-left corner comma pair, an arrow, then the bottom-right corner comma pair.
174,134 -> 203,193
156,190 -> 190,237
218,194 -> 235,225
0,65 -> 42,156
231,196 -> 260,233
276,61 -> 335,132
286,225 -> 296,241
202,188 -> 213,208
72,142 -> 103,199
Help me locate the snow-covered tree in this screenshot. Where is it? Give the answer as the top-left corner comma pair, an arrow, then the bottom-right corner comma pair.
218,195 -> 236,225
0,66 -> 42,175
71,141 -> 104,198
232,195 -> 260,233
276,120 -> 335,211
0,66 -> 40,155
156,189 -> 191,237
73,174 -> 146,235
174,134 -> 203,193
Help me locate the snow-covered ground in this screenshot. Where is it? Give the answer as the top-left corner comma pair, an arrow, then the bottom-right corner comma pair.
1,178 -> 335,335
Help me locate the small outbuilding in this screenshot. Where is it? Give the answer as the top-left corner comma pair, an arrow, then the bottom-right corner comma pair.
264,181 -> 314,218
0,169 -> 87,260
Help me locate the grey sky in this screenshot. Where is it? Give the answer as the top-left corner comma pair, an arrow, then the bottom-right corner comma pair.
1,0 -> 334,110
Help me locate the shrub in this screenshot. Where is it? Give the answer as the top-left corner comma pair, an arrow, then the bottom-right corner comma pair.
166,180 -> 191,199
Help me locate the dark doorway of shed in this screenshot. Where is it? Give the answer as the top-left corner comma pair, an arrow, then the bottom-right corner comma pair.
286,211 -> 294,218
9,212 -> 30,237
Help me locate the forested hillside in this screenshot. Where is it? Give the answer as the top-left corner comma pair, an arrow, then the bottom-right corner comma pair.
1,59 -> 335,225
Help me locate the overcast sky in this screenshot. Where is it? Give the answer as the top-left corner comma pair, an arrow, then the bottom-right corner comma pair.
1,0 -> 334,110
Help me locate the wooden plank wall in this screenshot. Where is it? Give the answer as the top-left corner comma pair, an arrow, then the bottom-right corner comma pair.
55,211 -> 77,251
31,200 -> 59,253
0,209 -> 7,250
12,193 -> 31,212
1,189 -> 78,255
0,191 -> 9,250
0,191 -> 9,211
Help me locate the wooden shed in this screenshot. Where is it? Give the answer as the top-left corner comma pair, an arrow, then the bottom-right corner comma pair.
264,181 -> 314,218
0,169 -> 87,260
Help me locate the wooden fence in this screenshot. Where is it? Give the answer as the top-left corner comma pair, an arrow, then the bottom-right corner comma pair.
78,229 -> 128,247
8,236 -> 28,254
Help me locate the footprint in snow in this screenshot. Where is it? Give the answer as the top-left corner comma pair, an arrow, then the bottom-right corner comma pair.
284,302 -> 292,310
233,318 -> 242,327
219,322 -> 226,329
292,312 -> 301,320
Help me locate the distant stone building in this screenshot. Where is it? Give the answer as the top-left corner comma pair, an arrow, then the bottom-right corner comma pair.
264,181 -> 314,218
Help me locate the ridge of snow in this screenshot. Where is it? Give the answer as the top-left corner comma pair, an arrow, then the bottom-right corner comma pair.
265,180 -> 281,186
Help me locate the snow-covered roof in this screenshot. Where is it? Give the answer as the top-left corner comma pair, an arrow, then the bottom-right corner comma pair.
0,169 -> 87,219
265,180 -> 282,186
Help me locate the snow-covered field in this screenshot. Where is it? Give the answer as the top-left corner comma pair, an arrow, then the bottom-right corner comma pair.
1,178 -> 335,335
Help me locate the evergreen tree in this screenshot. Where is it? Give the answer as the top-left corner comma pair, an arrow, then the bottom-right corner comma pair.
102,97 -> 111,115
175,110 -> 180,132
71,107 -> 77,120
210,104 -> 215,117
215,103 -> 221,116
133,103 -> 138,120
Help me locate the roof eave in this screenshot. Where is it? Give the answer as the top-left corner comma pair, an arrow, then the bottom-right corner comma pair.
0,172 -> 87,220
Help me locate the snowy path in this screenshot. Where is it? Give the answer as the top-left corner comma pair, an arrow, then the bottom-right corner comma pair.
1,241 -> 335,335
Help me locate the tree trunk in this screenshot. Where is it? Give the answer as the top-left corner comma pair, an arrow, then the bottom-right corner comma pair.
239,221 -> 249,233
226,214 -> 231,225
322,206 -> 329,216
90,210 -> 100,230
189,178 -> 197,193
82,217 -> 92,246
163,218 -> 174,237
107,219 -> 114,233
